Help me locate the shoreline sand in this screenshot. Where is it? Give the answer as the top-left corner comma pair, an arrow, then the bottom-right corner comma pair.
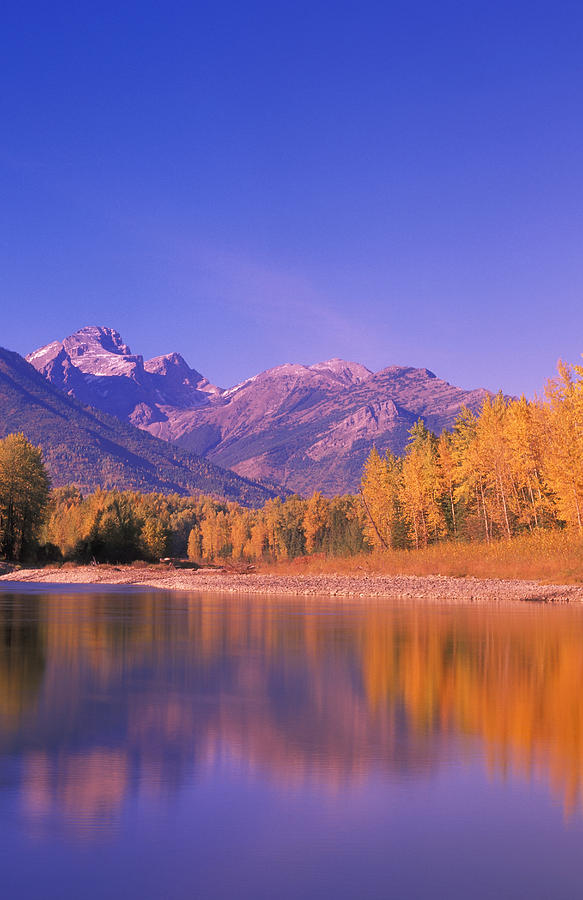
1,565 -> 583,603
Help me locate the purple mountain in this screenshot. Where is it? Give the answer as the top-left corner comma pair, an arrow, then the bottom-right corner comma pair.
28,326 -> 490,495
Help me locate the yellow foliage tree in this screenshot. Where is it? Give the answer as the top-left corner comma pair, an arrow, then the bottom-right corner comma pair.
304,492 -> 329,554
360,447 -> 404,549
187,525 -> 202,561
400,421 -> 446,548
142,516 -> 170,560
0,433 -> 51,561
543,361 -> 583,530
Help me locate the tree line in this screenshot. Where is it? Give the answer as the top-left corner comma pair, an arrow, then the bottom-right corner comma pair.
1,357 -> 582,564
0,433 -> 367,564
42,488 -> 368,564
361,359 -> 583,549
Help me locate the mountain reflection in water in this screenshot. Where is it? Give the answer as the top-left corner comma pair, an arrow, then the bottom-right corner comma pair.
1,589 -> 583,841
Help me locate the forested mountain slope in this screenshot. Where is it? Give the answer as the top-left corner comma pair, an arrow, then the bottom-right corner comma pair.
0,346 -> 278,504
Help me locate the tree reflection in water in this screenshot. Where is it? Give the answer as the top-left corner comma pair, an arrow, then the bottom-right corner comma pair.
1,590 -> 583,835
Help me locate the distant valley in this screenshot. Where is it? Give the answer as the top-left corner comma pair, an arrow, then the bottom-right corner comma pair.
28,326 -> 491,495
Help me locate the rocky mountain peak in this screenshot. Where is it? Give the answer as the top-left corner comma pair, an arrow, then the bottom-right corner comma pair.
63,325 -> 132,358
145,351 -> 190,375
144,352 -> 222,404
375,365 -> 437,380
309,358 -> 372,384
28,326 -> 144,383
56,326 -> 143,380
28,326 -> 220,423
28,326 -> 492,495
0,345 -> 277,504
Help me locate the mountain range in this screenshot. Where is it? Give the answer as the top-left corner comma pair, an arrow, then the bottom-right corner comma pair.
0,346 -> 278,505
28,326 -> 491,495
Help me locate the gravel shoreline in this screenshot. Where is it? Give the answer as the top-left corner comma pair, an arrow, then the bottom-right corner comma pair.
1,565 -> 583,603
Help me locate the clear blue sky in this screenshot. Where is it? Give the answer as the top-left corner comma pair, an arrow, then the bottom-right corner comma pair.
2,1 -> 582,395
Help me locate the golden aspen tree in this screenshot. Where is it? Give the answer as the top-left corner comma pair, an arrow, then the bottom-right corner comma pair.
142,516 -> 170,560
200,503 -> 218,560
360,446 -> 404,549
45,486 -> 84,557
452,407 -> 491,541
261,499 -> 283,558
505,396 -> 552,531
215,510 -> 231,559
475,394 -> 515,539
400,421 -> 446,548
187,524 -> 202,561
276,496 -> 306,558
304,491 -> 329,554
230,511 -> 250,559
0,433 -> 50,561
542,361 -> 583,530
247,518 -> 269,560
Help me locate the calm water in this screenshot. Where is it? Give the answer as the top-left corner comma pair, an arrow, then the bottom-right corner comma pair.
1,587 -> 583,899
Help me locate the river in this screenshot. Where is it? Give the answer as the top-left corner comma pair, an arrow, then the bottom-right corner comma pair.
0,585 -> 582,898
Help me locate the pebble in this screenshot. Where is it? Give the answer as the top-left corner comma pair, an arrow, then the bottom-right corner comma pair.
2,566 -> 583,604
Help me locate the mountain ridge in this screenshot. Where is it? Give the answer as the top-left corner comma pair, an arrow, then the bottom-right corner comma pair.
28,326 -> 491,495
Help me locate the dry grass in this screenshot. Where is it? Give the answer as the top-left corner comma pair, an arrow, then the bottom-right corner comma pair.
259,531 -> 583,583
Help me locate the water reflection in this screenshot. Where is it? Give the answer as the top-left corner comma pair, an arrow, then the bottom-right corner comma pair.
0,596 -> 46,723
1,590 -> 583,836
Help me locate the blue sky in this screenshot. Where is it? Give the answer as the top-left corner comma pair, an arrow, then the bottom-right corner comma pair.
2,1 -> 582,394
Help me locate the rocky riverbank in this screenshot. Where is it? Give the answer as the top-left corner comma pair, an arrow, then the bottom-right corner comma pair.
1,564 -> 583,603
